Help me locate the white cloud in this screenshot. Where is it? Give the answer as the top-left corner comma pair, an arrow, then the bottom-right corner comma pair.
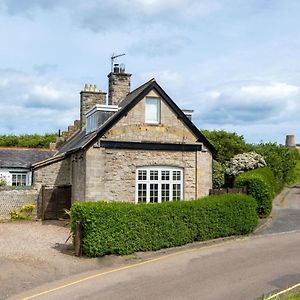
130,35 -> 190,57
192,80 -> 300,129
30,84 -> 62,100
140,70 -> 185,91
0,68 -> 81,134
0,0 -> 222,31
239,83 -> 299,99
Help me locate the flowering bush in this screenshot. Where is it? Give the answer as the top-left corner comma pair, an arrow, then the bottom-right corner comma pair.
225,152 -> 266,177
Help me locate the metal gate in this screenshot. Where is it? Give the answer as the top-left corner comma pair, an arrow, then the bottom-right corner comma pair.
42,185 -> 71,220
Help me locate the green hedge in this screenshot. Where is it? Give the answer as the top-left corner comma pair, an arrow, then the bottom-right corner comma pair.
70,194 -> 258,257
234,167 -> 275,217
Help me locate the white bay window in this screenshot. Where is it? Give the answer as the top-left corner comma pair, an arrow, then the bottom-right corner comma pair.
136,166 -> 183,203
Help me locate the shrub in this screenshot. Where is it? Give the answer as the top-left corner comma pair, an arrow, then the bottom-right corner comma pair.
253,143 -> 297,189
212,160 -> 225,188
234,168 -> 275,217
70,194 -> 258,257
0,175 -> 7,187
225,152 -> 266,177
202,130 -> 251,164
10,203 -> 36,220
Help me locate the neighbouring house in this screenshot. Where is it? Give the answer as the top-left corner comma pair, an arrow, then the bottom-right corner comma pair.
0,148 -> 55,219
1,65 -> 216,220
0,148 -> 55,186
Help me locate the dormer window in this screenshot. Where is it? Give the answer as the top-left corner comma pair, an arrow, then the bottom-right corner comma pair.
86,104 -> 119,134
145,97 -> 160,124
86,113 -> 97,133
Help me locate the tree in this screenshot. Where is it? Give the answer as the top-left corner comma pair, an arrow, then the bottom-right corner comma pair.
202,130 -> 250,164
0,134 -> 57,149
253,143 -> 297,188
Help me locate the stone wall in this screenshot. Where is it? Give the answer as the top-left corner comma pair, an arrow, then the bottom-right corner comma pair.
0,187 -> 38,220
84,146 -> 212,202
104,90 -> 197,143
197,150 -> 213,198
71,152 -> 86,201
33,158 -> 71,217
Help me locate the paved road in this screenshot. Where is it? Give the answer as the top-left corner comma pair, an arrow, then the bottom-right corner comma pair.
13,185 -> 300,300
13,231 -> 300,300
263,183 -> 300,234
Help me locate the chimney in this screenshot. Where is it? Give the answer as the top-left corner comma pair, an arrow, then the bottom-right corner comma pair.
80,84 -> 107,128
182,109 -> 194,121
286,135 -> 296,147
108,64 -> 131,106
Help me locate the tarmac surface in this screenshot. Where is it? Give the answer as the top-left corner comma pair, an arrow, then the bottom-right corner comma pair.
3,184 -> 300,300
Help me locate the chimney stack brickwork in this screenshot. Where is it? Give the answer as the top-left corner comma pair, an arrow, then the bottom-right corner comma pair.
80,84 -> 107,128
108,72 -> 131,106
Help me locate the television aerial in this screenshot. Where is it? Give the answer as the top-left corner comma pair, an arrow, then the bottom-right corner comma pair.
111,53 -> 126,72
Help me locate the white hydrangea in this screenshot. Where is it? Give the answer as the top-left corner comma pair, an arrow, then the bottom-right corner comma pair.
225,152 -> 267,176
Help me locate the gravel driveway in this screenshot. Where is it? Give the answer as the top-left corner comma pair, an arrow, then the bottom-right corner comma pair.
0,220 -> 123,300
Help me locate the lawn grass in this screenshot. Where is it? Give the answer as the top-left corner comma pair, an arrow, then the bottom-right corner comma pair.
284,292 -> 300,300
263,290 -> 300,300
293,161 -> 300,184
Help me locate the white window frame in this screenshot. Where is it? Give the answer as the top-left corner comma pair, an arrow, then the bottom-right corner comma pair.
11,172 -> 29,186
145,97 -> 160,124
135,166 -> 183,203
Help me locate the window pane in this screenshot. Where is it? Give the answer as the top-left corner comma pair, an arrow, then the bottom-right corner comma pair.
150,170 -> 158,181
12,174 -> 17,186
138,184 -> 147,203
21,175 -> 26,186
161,170 -> 170,181
145,98 -> 159,123
161,184 -> 170,202
173,184 -> 181,201
138,170 -> 147,180
173,171 -> 181,181
150,184 -> 158,203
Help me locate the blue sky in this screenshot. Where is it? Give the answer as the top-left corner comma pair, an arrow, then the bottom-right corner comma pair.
0,0 -> 299,144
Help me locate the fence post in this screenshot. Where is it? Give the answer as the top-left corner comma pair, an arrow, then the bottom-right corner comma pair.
75,221 -> 82,257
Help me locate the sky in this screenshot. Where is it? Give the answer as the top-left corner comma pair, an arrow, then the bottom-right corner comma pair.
0,0 -> 299,144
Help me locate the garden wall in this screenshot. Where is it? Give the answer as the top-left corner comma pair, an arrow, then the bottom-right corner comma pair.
0,187 -> 38,219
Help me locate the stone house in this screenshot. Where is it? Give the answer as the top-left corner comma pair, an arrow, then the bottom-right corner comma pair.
0,148 -> 55,219
0,148 -> 55,186
29,66 -> 216,218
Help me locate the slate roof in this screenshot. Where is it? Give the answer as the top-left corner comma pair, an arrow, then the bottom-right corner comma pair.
0,148 -> 56,169
33,78 -> 216,168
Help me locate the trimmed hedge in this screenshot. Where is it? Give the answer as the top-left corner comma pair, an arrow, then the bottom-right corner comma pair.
70,194 -> 258,257
234,167 -> 275,217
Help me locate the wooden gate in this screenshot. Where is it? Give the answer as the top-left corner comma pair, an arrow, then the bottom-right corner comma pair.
42,185 -> 71,220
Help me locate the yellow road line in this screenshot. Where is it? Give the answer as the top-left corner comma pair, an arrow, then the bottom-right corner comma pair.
266,282 -> 300,299
22,241 -> 229,300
